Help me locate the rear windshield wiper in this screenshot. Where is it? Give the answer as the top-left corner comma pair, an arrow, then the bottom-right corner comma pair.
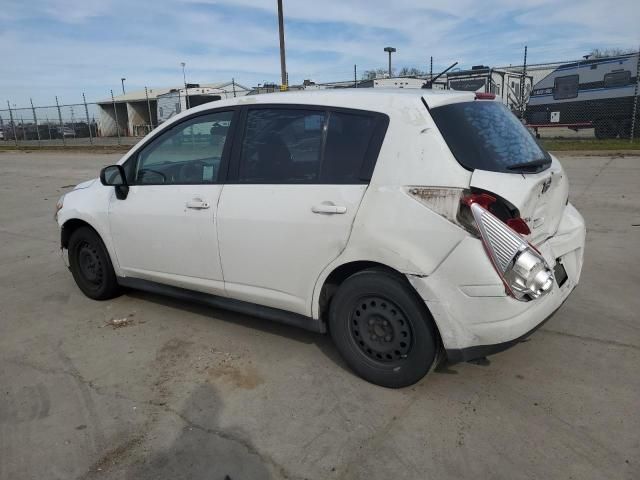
506,158 -> 551,171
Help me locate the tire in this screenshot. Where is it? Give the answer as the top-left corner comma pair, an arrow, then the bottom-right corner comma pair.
329,268 -> 439,388
68,226 -> 120,300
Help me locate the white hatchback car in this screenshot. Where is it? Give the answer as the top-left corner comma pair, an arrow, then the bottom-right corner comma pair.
56,90 -> 585,387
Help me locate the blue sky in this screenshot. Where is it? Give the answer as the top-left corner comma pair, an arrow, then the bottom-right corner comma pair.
1,0 -> 638,107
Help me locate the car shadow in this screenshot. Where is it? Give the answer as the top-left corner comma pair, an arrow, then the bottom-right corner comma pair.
126,383 -> 273,479
124,289 -> 354,376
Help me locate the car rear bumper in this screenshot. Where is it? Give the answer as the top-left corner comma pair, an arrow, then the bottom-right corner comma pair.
407,203 -> 585,361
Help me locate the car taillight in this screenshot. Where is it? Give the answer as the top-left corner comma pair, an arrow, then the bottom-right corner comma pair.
469,202 -> 553,300
406,188 -> 531,237
475,92 -> 496,100
406,187 -> 549,301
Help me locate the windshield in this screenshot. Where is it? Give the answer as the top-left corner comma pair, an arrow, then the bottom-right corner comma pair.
430,101 -> 550,173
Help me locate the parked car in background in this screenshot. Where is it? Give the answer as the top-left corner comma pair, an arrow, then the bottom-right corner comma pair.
55,90 -> 585,387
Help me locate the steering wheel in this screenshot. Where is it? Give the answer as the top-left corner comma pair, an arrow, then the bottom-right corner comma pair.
137,168 -> 167,184
179,161 -> 204,183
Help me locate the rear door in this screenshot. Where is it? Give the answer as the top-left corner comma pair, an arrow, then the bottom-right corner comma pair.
217,105 -> 388,315
428,98 -> 568,244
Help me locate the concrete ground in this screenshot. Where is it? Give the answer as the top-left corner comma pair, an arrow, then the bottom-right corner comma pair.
0,151 -> 638,480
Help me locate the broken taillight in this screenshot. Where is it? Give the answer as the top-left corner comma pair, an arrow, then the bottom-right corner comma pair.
468,201 -> 553,301
406,187 -> 549,300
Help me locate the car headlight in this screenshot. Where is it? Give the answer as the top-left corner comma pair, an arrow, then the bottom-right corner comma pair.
54,194 -> 65,221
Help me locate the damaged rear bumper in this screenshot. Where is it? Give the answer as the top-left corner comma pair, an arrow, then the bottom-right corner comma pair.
407,203 -> 586,362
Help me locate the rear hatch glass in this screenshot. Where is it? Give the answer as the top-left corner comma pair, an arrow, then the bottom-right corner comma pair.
430,100 -> 551,173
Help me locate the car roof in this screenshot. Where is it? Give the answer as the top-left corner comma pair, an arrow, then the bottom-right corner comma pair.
183,88 -> 475,115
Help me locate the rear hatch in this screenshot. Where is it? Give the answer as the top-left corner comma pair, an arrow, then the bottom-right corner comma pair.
426,96 -> 568,244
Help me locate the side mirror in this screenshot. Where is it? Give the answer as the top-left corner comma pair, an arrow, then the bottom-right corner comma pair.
100,164 -> 129,200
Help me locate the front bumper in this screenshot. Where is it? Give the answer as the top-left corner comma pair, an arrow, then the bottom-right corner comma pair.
408,203 -> 586,362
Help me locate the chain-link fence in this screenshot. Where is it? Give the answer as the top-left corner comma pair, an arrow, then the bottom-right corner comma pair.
1,51 -> 638,147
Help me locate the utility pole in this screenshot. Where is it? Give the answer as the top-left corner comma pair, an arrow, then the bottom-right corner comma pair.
384,47 -> 396,78
181,62 -> 190,109
277,0 -> 287,89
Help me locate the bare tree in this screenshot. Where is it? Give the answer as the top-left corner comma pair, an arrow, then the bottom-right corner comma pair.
398,67 -> 425,77
589,47 -> 636,58
362,68 -> 394,80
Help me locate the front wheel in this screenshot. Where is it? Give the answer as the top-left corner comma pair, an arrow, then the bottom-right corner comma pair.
329,269 -> 439,388
68,226 -> 120,300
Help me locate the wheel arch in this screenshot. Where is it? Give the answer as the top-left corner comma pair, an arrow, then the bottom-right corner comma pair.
60,217 -> 122,276
316,260 -> 442,343
61,218 -> 97,249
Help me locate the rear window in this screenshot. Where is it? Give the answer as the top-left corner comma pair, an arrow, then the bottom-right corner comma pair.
430,101 -> 550,173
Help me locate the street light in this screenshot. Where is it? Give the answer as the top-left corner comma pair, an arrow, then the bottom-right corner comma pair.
180,62 -> 190,109
384,46 -> 396,78
121,78 -> 126,95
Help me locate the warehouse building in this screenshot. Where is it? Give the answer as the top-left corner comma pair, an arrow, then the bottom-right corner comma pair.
97,81 -> 249,137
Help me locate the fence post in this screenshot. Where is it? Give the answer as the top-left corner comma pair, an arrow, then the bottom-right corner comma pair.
111,90 -> 121,145
82,93 -> 93,145
7,101 -> 18,147
55,96 -> 65,146
145,86 -> 153,132
631,48 -> 640,143
30,98 -> 41,147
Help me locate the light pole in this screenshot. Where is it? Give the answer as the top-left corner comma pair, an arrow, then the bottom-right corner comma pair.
277,0 -> 287,89
384,46 -> 396,78
121,77 -> 126,95
180,62 -> 190,109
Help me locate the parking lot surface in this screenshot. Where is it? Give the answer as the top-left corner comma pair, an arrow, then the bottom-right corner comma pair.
1,151 -> 638,480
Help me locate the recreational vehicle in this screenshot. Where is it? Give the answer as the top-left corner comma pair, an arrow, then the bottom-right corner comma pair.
446,65 -> 533,110
525,53 -> 639,139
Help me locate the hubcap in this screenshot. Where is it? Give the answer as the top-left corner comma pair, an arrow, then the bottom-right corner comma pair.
350,296 -> 413,363
77,241 -> 103,286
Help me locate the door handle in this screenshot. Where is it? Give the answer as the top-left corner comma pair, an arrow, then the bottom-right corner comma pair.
186,199 -> 210,209
312,203 -> 347,214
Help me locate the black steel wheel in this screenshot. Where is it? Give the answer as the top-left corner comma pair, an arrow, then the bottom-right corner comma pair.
329,268 -> 439,388
350,296 -> 413,363
68,226 -> 120,300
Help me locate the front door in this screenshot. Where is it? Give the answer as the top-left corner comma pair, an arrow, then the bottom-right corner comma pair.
108,110 -> 236,294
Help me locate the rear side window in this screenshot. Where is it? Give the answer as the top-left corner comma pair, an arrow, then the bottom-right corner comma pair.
238,109 -> 325,183
236,107 -> 387,184
430,101 -> 550,173
604,70 -> 631,88
321,112 -> 376,183
553,75 -> 579,100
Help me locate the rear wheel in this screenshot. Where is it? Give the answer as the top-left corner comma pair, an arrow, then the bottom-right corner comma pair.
68,226 -> 120,300
329,269 -> 438,388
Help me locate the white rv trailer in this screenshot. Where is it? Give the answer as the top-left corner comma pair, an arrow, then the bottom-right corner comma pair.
525,53 -> 639,138
446,65 -> 533,110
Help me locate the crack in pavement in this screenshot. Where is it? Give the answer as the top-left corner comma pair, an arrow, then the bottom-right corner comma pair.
539,328 -> 640,351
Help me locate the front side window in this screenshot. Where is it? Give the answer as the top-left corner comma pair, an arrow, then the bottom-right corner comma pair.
135,111 -> 233,185
554,75 -> 579,100
604,70 -> 631,88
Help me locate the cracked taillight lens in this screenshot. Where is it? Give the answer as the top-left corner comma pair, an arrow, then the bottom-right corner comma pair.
406,187 -> 550,301
469,201 -> 553,301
